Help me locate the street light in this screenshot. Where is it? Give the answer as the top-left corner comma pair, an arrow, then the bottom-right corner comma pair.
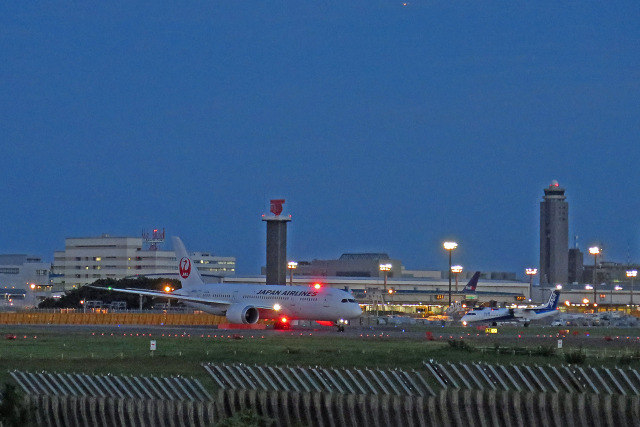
164,284 -> 173,309
451,265 -> 463,292
379,263 -> 392,293
589,246 -> 600,311
525,268 -> 537,302
287,261 -> 298,286
443,242 -> 458,306
627,270 -> 637,307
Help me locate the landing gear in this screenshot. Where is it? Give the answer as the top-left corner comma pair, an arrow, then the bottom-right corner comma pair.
274,320 -> 291,330
336,319 -> 347,332
337,324 -> 345,332
524,321 -> 530,327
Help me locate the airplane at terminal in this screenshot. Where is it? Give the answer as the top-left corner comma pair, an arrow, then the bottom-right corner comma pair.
92,237 -> 362,331
461,290 -> 560,327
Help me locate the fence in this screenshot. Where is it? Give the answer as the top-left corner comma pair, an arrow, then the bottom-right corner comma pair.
425,360 -> 640,395
0,311 -> 228,326
203,363 -> 436,397
11,371 -> 211,401
22,388 -> 640,427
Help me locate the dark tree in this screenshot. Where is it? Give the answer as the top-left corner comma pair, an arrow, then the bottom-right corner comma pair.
0,383 -> 34,427
38,277 -> 180,309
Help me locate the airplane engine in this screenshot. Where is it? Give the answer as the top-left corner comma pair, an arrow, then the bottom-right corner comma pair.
225,304 -> 260,324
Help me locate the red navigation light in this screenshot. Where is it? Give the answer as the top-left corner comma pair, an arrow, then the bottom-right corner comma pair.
280,317 -> 288,323
314,283 -> 322,290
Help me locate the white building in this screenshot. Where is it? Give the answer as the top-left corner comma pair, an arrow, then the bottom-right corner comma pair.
191,252 -> 236,277
0,254 -> 50,287
0,254 -> 51,306
52,235 -> 236,290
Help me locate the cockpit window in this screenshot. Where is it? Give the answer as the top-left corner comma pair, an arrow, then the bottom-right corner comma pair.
341,298 -> 358,303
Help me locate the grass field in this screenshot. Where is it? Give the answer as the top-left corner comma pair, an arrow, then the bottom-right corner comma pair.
2,324 -> 640,392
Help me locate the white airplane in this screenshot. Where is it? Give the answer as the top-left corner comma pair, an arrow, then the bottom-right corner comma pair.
461,290 -> 560,327
92,237 -> 362,331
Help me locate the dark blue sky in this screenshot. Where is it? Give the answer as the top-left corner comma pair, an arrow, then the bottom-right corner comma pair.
2,1 -> 639,278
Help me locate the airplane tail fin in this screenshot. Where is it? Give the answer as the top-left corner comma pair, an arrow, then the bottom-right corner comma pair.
541,290 -> 560,310
462,271 -> 481,293
172,236 -> 205,289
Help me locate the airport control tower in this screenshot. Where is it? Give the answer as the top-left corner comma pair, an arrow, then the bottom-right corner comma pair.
540,180 -> 569,288
262,199 -> 291,285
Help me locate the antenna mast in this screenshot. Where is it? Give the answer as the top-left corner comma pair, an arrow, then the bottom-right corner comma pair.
142,228 -> 165,250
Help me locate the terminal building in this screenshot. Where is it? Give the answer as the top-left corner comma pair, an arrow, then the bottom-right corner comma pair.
51,235 -> 236,290
265,253 -> 403,279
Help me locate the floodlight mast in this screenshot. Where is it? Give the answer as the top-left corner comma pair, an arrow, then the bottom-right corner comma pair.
443,242 -> 458,306
589,246 -> 600,311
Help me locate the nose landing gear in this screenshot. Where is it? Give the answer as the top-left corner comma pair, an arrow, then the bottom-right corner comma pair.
335,319 -> 348,332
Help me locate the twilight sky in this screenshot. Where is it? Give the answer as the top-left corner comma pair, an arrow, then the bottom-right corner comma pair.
1,1 -> 639,278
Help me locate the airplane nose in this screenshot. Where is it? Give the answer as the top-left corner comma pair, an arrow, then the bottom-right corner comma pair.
353,305 -> 363,317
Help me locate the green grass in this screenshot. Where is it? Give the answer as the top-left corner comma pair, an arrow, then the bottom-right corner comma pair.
0,327 -> 446,390
3,325 -> 640,392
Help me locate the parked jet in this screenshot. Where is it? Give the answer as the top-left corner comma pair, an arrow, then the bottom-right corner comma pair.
92,237 -> 362,331
461,290 -> 560,327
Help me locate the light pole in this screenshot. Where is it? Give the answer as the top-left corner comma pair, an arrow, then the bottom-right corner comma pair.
443,242 -> 458,307
451,265 -> 463,292
29,283 -> 36,308
164,284 -> 173,309
379,263 -> 392,293
287,261 -> 298,286
525,268 -> 537,302
589,246 -> 600,312
627,270 -> 637,307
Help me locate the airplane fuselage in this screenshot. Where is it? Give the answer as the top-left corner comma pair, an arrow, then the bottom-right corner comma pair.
173,283 -> 362,321
461,307 -> 515,325
461,290 -> 560,326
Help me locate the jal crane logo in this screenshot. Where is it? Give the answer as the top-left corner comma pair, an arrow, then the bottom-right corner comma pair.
179,257 -> 191,278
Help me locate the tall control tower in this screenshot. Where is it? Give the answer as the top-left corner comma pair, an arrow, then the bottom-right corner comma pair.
540,180 -> 568,287
262,199 -> 291,285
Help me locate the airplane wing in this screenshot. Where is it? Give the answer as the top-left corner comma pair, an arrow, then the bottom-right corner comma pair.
87,286 -> 274,309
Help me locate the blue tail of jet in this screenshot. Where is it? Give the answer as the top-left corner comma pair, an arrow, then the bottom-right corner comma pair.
462,271 -> 481,293
537,290 -> 560,311
545,290 -> 560,310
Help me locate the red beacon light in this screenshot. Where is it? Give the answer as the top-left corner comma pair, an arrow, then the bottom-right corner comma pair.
280,317 -> 288,323
313,283 -> 322,290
